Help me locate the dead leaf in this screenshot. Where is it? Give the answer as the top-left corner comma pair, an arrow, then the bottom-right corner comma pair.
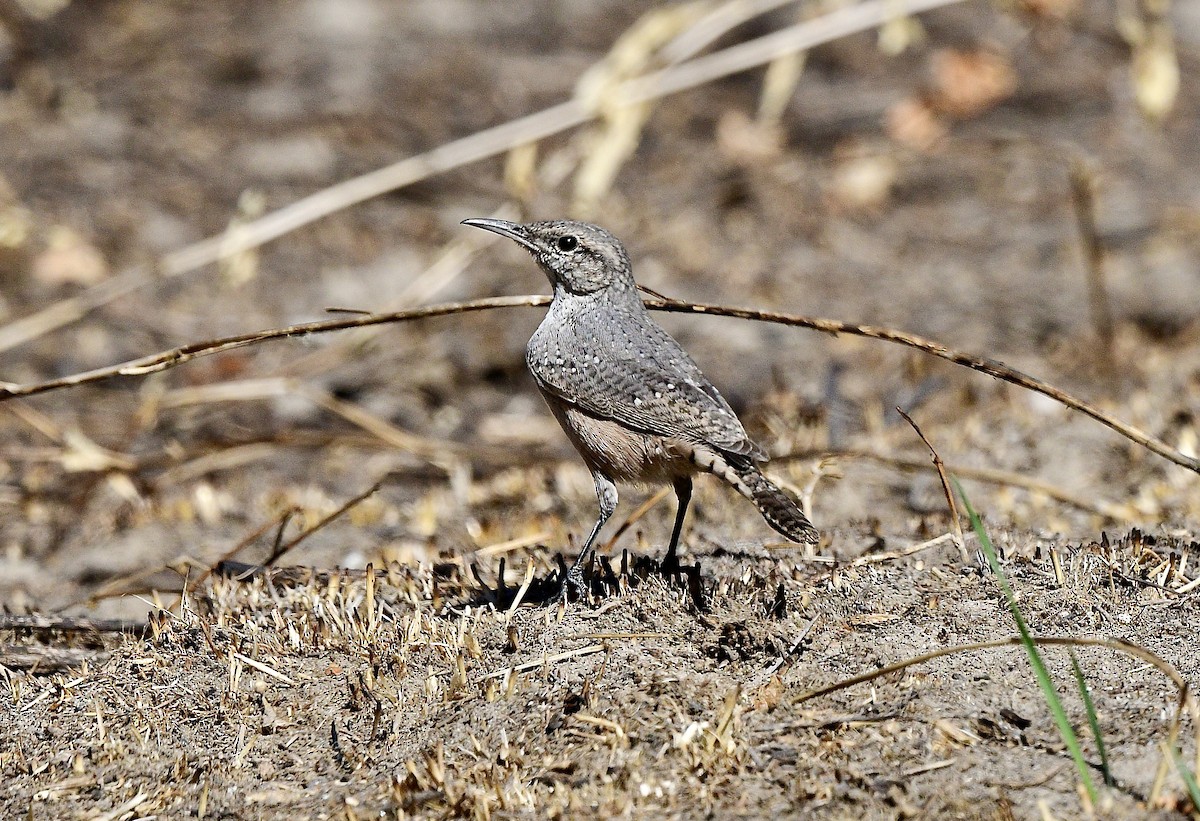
886,97 -> 946,150
32,226 -> 107,286
931,49 -> 1017,118
717,110 -> 783,165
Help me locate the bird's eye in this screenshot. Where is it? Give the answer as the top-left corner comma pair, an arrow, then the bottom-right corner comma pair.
556,235 -> 579,253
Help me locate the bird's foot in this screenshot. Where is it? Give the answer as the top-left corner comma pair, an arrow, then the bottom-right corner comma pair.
557,563 -> 588,605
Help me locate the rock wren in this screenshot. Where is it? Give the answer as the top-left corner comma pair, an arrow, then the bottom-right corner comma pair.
463,218 -> 818,594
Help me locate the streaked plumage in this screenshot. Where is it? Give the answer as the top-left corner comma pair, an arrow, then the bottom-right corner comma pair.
463,218 -> 818,597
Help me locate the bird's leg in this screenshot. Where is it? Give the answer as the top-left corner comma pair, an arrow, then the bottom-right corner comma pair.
562,472 -> 617,601
661,476 -> 692,576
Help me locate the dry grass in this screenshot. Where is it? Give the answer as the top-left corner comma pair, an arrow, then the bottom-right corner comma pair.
5,535 -> 1199,818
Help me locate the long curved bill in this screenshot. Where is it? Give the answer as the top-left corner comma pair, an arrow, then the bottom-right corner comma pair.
461,218 -> 540,253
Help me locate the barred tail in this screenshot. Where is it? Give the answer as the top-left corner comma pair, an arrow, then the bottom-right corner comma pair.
732,463 -> 818,544
688,447 -> 819,544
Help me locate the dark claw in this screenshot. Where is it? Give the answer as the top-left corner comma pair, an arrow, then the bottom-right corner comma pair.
559,563 -> 587,604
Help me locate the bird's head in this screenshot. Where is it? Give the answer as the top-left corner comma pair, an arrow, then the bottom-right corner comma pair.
463,218 -> 635,297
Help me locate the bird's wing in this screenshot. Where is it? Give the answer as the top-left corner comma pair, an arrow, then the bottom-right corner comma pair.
529,310 -> 765,460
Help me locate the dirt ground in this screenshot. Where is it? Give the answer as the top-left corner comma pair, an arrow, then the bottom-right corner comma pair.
2,1 -> 1200,818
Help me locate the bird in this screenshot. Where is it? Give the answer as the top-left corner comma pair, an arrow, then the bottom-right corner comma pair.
462,218 -> 818,597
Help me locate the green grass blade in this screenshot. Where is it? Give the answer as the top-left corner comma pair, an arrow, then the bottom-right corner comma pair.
950,476 -> 1098,806
1069,648 -> 1113,786
1172,746 -> 1200,813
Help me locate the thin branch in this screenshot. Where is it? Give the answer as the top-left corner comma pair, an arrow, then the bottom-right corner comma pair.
0,0 -> 970,355
847,532 -> 954,565
602,485 -> 671,552
261,481 -> 382,567
783,448 -> 1138,521
1069,156 -> 1115,371
212,562 -> 384,585
186,507 -> 301,595
648,299 -> 1200,475
480,643 -> 607,681
157,376 -> 459,460
0,645 -> 109,673
792,635 -> 1199,730
897,408 -> 968,561
622,0 -> 963,106
1,295 -> 1197,478
798,632 -> 1200,779
0,614 -> 152,636
0,295 -> 551,398
661,0 -> 802,64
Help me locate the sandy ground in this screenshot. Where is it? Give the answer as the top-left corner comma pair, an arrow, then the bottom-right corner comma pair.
2,1 -> 1200,818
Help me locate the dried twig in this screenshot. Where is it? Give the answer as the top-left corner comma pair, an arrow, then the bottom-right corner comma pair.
847,532 -> 954,566
186,507 -> 302,595
261,482 -> 383,568
1069,157 -> 1115,371
216,484 -> 385,581
780,448 -> 1137,521
0,0 -> 970,355
0,644 -> 109,673
151,442 -> 282,487
764,616 -> 819,676
793,635 -> 1198,727
159,377 -> 455,459
481,643 -> 606,681
0,614 -> 151,636
473,533 -> 552,558
230,651 -> 295,686
3,295 -> 1195,479
660,0 -> 801,64
505,559 -> 538,622
89,792 -> 149,821
602,486 -> 671,552
897,408 -> 968,561
212,562 -> 384,585
649,299 -> 1200,476
0,296 -> 550,399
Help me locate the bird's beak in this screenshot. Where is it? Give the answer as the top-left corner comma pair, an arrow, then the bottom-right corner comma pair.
461,218 -> 539,253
